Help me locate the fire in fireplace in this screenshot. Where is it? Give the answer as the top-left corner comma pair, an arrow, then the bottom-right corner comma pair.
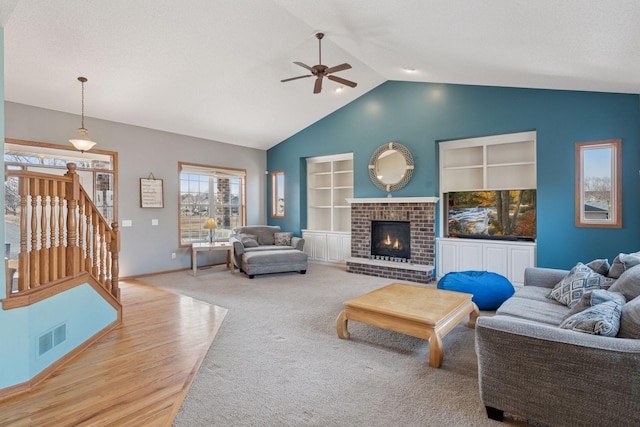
370,220 -> 411,262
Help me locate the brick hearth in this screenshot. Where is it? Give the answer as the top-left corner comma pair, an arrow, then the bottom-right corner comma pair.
345,197 -> 438,283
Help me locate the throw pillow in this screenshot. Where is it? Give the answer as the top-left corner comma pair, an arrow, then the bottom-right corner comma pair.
239,234 -> 259,248
608,264 -> 640,301
618,296 -> 640,339
559,300 -> 622,337
608,252 -> 640,279
586,258 -> 610,276
563,289 -> 626,320
274,232 -> 293,246
548,263 -> 616,308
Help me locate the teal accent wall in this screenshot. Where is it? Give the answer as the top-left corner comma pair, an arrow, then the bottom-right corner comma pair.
0,284 -> 118,389
267,81 -> 640,270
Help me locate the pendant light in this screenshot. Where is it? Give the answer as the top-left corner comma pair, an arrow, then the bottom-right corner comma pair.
69,76 -> 97,153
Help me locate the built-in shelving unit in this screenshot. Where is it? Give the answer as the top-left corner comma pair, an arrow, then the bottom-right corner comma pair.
440,132 -> 536,192
438,131 -> 537,283
304,153 -> 353,264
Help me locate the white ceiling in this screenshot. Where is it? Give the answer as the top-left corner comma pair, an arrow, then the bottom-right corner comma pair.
3,0 -> 640,150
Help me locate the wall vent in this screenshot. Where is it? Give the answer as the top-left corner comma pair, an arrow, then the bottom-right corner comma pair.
38,323 -> 67,357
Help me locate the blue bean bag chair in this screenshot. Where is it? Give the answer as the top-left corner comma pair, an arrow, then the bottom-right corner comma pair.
437,270 -> 515,310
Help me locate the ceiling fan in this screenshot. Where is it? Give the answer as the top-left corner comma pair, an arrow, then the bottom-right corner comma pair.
281,32 -> 357,94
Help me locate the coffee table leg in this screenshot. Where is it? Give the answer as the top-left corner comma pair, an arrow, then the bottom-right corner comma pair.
428,333 -> 443,368
467,303 -> 480,328
336,310 -> 350,339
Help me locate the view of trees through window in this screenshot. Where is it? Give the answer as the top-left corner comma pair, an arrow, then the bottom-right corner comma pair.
179,163 -> 246,245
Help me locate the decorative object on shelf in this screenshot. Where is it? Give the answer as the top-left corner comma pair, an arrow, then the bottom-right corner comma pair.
271,170 -> 285,218
203,217 -> 217,243
69,76 -> 97,153
280,32 -> 357,94
140,173 -> 164,208
575,138 -> 622,229
368,142 -> 414,196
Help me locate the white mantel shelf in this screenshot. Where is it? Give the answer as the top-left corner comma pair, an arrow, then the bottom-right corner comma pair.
346,197 -> 439,204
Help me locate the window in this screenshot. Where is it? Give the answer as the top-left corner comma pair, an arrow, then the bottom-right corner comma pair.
271,170 -> 285,218
179,162 -> 246,246
575,139 -> 622,228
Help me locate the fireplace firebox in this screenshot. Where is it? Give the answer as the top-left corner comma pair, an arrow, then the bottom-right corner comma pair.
370,220 -> 411,262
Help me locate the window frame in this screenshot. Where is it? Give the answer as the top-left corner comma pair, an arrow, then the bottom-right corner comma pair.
178,161 -> 246,247
271,170 -> 285,218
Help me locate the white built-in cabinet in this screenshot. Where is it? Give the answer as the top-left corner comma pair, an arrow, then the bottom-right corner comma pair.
436,237 -> 535,286
438,131 -> 537,285
303,153 -> 353,264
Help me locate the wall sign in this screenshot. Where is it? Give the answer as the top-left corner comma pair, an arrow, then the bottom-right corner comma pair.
140,174 -> 164,208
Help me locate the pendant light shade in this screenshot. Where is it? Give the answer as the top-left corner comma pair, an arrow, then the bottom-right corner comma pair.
69,76 -> 97,152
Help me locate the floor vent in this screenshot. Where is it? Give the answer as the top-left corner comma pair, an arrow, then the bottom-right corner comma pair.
38,323 -> 67,357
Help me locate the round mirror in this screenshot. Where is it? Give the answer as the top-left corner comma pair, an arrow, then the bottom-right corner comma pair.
369,142 -> 414,194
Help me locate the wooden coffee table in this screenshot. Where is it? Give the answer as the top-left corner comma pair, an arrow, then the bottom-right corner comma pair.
336,283 -> 479,368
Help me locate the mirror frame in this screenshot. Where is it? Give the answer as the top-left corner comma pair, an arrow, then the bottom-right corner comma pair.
271,170 -> 285,218
575,138 -> 622,228
368,142 -> 415,193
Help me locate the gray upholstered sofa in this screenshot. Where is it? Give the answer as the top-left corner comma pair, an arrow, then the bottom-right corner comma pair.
475,265 -> 640,426
229,225 -> 307,278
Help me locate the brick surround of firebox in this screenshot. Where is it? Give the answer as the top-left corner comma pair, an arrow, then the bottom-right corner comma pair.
345,197 -> 438,283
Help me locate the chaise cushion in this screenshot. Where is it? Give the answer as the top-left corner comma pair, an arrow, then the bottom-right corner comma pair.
559,300 -> 622,336
548,263 -> 615,308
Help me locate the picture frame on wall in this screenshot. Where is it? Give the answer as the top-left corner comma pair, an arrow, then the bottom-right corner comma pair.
140,177 -> 164,208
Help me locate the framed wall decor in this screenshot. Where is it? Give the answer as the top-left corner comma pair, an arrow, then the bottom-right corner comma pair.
140,175 -> 164,208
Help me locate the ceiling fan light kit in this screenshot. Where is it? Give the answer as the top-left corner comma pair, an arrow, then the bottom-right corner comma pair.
281,32 -> 357,94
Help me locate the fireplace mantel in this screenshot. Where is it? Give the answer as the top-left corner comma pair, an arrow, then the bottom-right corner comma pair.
346,197 -> 439,204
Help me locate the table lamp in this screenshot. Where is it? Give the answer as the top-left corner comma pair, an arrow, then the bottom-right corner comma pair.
204,218 -> 217,243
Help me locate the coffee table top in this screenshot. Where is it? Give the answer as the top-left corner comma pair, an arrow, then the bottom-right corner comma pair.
343,283 -> 473,326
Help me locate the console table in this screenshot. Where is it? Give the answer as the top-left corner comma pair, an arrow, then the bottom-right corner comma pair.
191,242 -> 234,276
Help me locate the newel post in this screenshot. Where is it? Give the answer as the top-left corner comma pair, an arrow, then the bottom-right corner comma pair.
64,163 -> 81,276
110,222 -> 120,300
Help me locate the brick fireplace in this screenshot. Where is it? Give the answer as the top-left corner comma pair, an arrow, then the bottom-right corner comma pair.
345,197 -> 438,283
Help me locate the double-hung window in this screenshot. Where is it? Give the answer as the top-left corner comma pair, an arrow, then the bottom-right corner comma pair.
179,162 -> 246,246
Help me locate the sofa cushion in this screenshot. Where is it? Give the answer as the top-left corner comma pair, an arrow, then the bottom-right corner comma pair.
234,226 -> 280,246
548,263 -> 615,308
608,252 -> 640,279
618,296 -> 640,339
559,300 -> 622,337
239,234 -> 259,247
496,297 -> 568,326
586,258 -> 610,276
512,285 -> 554,303
274,232 -> 293,246
608,264 -> 640,301
563,289 -> 626,320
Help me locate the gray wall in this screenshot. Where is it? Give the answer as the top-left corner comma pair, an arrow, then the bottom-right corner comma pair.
5,101 -> 267,277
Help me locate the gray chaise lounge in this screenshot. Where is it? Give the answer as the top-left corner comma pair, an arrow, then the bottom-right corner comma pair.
475,266 -> 640,426
229,225 -> 307,279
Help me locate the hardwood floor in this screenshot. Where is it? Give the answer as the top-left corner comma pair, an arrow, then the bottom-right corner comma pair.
0,280 -> 227,426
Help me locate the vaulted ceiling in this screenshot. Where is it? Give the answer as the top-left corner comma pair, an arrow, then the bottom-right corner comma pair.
2,0 -> 640,150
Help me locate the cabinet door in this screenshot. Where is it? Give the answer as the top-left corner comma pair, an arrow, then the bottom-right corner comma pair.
483,244 -> 508,277
437,240 -> 459,277
311,234 -> 327,262
326,234 -> 341,263
341,235 -> 351,262
509,246 -> 535,286
459,242 -> 483,271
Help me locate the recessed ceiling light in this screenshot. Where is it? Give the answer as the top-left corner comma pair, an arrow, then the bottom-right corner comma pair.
335,86 -> 344,93
403,67 -> 416,73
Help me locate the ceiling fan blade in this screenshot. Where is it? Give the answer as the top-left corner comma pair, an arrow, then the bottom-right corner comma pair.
281,74 -> 312,83
327,75 -> 358,88
314,77 -> 323,94
325,63 -> 352,74
294,61 -> 315,73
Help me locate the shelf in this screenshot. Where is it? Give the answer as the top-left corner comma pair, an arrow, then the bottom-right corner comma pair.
307,153 -> 353,233
311,171 -> 332,176
310,187 -> 332,190
442,165 -> 483,171
334,170 -> 353,174
309,205 -> 332,209
334,186 -> 353,190
486,161 -> 535,168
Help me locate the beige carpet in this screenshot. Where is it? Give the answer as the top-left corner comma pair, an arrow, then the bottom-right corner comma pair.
139,263 -> 530,427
